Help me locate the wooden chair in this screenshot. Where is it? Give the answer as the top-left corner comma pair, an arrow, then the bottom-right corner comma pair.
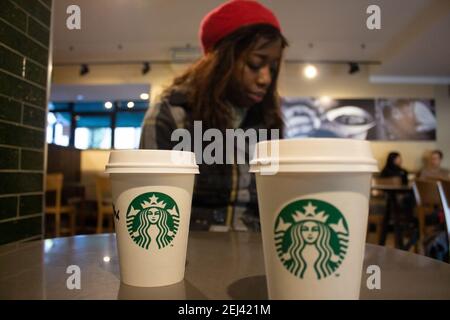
413,179 -> 442,249
368,176 -> 402,244
96,175 -> 114,233
45,173 -> 76,237
437,180 -> 450,258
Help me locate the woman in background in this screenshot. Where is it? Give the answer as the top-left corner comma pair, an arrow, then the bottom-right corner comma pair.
380,152 -> 409,185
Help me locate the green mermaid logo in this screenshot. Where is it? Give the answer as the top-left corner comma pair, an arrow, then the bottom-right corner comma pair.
126,192 -> 180,250
274,199 -> 349,280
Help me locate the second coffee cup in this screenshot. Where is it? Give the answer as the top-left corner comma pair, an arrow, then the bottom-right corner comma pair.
250,138 -> 378,299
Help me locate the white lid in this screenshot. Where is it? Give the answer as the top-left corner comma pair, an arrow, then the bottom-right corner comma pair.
250,138 -> 379,174
105,150 -> 199,174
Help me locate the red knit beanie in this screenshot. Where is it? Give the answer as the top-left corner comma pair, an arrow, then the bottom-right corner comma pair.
199,0 -> 282,54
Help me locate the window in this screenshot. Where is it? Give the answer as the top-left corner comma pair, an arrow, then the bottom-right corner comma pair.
74,115 -> 112,149
117,100 -> 149,110
74,102 -> 114,113
114,127 -> 142,149
114,112 -> 145,149
47,100 -> 148,150
49,102 -> 70,111
47,112 -> 71,146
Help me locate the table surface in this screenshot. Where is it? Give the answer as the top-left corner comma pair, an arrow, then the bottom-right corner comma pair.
1,232 -> 450,300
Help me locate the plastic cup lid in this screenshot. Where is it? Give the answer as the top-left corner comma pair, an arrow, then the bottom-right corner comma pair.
105,150 -> 199,174
250,138 -> 379,174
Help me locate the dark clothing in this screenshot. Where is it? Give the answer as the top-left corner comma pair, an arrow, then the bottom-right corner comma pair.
380,166 -> 409,185
139,89 -> 276,230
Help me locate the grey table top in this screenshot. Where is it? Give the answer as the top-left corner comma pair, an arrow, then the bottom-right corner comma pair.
1,232 -> 449,300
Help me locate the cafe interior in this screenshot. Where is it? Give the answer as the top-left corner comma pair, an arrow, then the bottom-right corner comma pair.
1,0 -> 450,299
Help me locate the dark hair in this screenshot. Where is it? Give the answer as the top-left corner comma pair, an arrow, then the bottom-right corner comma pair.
383,152 -> 401,171
431,149 -> 443,159
163,24 -> 288,132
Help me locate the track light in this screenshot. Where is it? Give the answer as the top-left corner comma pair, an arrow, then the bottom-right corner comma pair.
348,62 -> 360,74
140,93 -> 149,100
142,62 -> 151,75
80,64 -> 89,76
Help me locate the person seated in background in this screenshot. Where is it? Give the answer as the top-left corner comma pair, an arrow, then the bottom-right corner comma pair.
380,152 -> 409,185
419,150 -> 450,180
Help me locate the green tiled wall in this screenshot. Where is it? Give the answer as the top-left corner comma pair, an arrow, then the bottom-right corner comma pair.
0,0 -> 52,245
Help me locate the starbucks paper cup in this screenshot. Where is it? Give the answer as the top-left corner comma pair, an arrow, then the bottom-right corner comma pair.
250,138 -> 378,299
105,150 -> 199,287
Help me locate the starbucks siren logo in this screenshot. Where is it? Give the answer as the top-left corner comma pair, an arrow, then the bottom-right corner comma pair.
126,192 -> 180,250
274,199 -> 349,280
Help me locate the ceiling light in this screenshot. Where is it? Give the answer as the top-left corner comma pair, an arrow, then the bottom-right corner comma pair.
303,64 -> 318,79
140,93 -> 149,100
127,102 -> 135,109
104,101 -> 113,109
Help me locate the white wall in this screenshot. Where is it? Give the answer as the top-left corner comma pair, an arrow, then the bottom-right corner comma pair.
52,62 -> 450,198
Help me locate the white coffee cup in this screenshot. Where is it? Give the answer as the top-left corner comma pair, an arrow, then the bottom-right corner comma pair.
250,138 -> 378,299
105,150 -> 199,287
325,106 -> 376,139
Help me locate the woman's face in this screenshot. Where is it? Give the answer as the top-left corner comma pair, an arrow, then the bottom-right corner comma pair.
233,37 -> 282,108
394,155 -> 402,167
301,221 -> 320,244
148,208 -> 160,224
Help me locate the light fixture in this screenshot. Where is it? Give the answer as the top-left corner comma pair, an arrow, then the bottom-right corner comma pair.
318,96 -> 332,107
303,64 -> 318,79
103,256 -> 111,263
142,62 -> 151,75
76,94 -> 84,101
127,102 -> 135,109
80,64 -> 89,76
348,62 -> 360,74
104,101 -> 113,109
140,93 -> 149,100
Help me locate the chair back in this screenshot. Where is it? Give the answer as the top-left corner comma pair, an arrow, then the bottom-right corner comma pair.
438,180 -> 450,244
413,179 -> 441,207
413,179 -> 443,245
46,173 -> 64,211
95,175 -> 112,209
